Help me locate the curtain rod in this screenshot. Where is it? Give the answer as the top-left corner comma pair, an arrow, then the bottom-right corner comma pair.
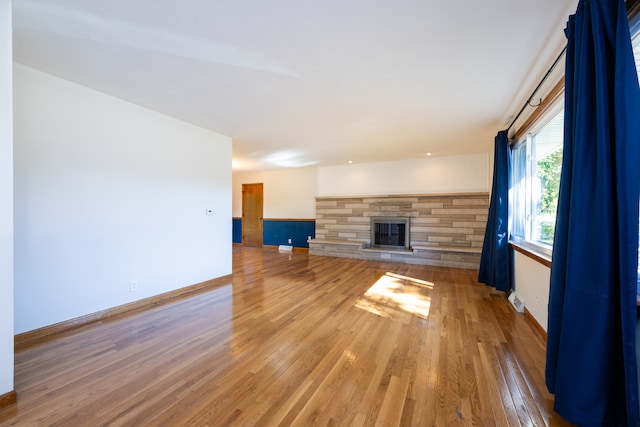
505,46 -> 567,134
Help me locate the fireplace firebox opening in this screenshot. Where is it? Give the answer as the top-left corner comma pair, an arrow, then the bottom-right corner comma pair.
371,217 -> 410,249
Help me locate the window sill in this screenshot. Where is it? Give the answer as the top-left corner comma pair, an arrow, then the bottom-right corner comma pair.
510,240 -> 552,268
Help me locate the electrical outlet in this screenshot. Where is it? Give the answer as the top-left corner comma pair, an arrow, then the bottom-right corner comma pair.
130,280 -> 138,292
288,238 -> 292,244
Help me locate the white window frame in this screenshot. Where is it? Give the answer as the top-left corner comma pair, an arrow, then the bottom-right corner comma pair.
510,101 -> 564,258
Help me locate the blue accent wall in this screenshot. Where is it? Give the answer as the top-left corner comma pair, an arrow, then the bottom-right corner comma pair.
263,220 -> 315,248
263,219 -> 316,248
232,218 -> 242,244
233,218 -> 315,248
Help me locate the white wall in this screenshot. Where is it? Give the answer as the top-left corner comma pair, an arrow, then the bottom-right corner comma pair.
513,252 -> 551,332
317,153 -> 489,196
233,167 -> 317,218
13,64 -> 232,334
0,0 -> 14,397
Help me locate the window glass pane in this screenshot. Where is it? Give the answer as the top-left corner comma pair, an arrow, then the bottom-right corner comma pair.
511,142 -> 526,238
531,110 -> 564,246
510,109 -> 562,251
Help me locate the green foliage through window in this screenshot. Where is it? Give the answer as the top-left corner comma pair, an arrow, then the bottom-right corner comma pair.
537,148 -> 562,215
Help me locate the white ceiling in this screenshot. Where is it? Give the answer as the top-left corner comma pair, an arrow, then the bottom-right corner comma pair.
12,0 -> 578,171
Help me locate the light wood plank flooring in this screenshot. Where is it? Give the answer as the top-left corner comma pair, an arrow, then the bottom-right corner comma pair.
0,247 -> 574,426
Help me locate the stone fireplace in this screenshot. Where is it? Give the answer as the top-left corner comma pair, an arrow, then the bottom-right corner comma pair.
308,193 -> 489,269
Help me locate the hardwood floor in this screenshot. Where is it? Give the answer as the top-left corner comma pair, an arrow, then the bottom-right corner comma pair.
0,247 -> 574,426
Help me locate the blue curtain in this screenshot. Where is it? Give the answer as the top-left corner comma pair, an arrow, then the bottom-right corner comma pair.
478,130 -> 511,292
546,0 -> 640,425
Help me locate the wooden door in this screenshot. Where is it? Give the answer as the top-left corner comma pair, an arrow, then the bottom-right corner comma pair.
242,183 -> 263,247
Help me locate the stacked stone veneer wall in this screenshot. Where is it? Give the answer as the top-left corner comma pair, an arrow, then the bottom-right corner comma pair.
309,193 -> 489,269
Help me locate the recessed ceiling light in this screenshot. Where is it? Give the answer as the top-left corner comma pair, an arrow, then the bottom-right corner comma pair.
348,160 -> 353,164
426,152 -> 432,156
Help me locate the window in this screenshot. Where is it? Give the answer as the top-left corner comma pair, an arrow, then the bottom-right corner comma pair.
512,11 -> 640,262
512,107 -> 564,254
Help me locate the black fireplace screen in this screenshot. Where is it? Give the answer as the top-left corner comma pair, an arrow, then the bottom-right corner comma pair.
372,218 -> 409,249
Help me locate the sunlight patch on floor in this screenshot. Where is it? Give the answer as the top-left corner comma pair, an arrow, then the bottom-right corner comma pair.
355,272 -> 434,320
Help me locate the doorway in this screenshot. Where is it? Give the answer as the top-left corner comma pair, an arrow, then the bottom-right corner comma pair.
242,183 -> 263,247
